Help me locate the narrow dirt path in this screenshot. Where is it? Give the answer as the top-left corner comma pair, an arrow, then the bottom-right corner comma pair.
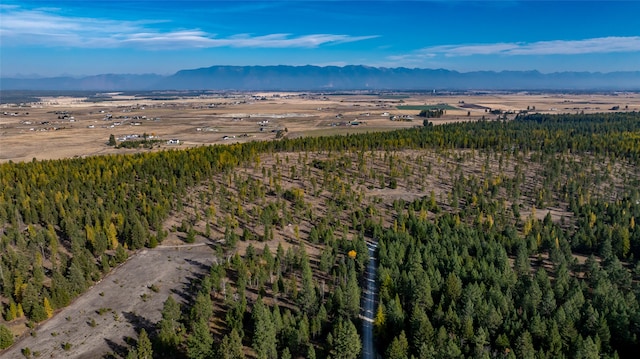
361,241 -> 378,359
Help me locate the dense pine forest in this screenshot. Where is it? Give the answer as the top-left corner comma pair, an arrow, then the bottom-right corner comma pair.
1,112 -> 639,358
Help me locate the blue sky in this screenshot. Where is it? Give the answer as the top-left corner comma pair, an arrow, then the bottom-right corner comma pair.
1,1 -> 639,77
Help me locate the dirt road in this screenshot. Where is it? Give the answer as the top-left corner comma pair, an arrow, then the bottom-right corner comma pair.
361,241 -> 378,359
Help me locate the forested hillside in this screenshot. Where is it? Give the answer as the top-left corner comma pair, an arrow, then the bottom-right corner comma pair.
1,112 -> 639,358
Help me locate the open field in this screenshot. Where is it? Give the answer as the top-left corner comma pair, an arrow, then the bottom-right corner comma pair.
396,104 -> 459,111
2,91 -> 639,163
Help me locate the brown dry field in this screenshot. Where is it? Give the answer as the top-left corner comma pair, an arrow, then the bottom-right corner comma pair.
2,92 -> 639,163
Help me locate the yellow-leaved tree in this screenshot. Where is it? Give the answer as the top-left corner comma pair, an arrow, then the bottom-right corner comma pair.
374,303 -> 386,337
106,222 -> 118,250
44,297 -> 53,318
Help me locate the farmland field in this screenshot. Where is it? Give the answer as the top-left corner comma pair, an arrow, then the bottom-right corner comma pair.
396,104 -> 459,111
2,91 -> 639,163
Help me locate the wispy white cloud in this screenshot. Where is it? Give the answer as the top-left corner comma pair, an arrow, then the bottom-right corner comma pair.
394,37 -> 640,61
0,6 -> 376,49
113,31 -> 378,49
506,37 -> 640,55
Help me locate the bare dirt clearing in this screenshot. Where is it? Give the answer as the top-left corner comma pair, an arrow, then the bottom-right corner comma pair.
2,245 -> 216,359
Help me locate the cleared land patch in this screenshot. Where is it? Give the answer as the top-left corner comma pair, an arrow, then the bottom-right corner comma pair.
2,245 -> 216,359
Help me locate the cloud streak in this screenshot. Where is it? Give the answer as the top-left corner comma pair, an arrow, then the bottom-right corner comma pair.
118,32 -> 377,49
0,6 -> 376,49
402,37 -> 640,59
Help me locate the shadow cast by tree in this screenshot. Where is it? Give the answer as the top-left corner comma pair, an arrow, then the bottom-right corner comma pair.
104,338 -> 129,358
123,311 -> 156,335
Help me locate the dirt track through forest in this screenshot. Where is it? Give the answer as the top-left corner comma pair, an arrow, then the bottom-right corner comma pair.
361,241 -> 378,359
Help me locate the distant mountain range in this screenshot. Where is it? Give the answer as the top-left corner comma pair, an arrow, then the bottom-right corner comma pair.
2,65 -> 639,91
